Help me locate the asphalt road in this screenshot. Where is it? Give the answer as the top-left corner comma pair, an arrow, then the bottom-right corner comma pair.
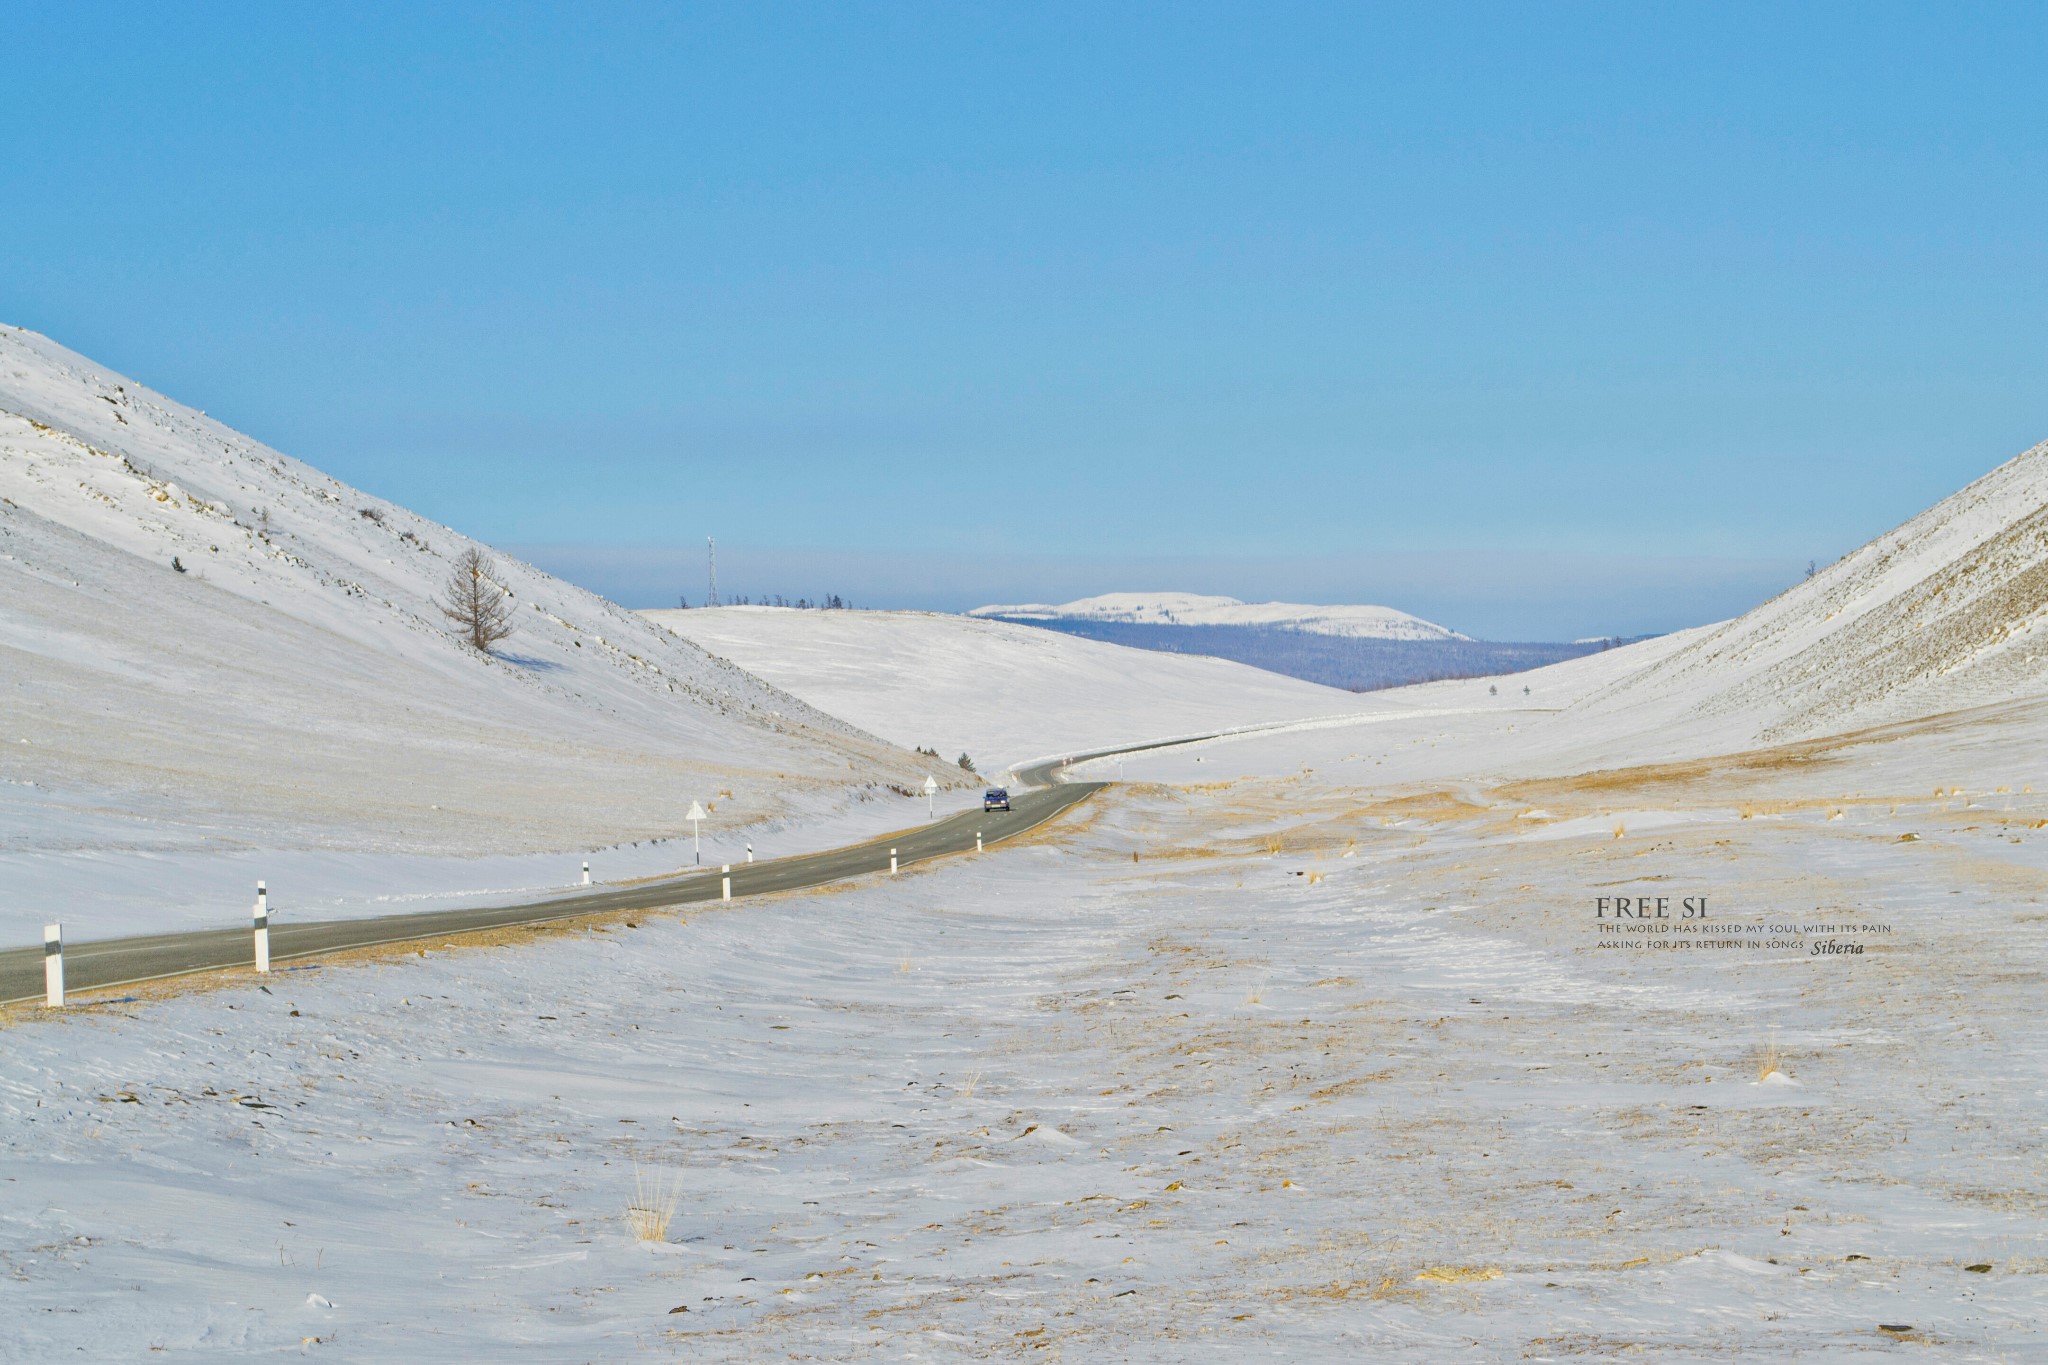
0,780 -> 1103,1006
1013,730 -> 1239,787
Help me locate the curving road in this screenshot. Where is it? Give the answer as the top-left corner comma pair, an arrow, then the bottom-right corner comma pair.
3,717 -> 1287,1008
0,781 -> 1100,1006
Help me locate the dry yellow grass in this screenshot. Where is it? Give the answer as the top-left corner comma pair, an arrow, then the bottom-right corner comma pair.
627,1165 -> 682,1243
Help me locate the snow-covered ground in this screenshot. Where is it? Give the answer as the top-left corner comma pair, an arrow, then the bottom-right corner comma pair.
0,326 -> 969,943
8,732 -> 2048,1359
13,567 -> 2048,1356
968,590 -> 1467,640
644,606 -> 1388,776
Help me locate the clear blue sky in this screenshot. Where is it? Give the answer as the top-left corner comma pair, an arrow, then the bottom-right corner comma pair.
7,3 -> 2048,637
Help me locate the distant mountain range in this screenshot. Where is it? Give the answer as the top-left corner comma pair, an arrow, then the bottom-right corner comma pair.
967,592 -> 1646,692
969,592 -> 1469,641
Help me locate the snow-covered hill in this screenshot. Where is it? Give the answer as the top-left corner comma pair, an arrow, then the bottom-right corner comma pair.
1074,437 -> 2048,786
0,326 -> 961,934
1568,438 -> 2048,748
643,606 -> 1379,774
969,591 -> 1467,641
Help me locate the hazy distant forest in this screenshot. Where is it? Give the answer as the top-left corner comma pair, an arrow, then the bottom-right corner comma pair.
985,618 -> 1641,692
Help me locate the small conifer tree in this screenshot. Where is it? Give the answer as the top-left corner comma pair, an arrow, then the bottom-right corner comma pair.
440,547 -> 516,652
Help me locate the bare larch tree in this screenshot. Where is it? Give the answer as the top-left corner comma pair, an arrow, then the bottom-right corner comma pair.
440,547 -> 516,652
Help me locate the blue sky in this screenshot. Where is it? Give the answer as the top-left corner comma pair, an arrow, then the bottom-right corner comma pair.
7,3 -> 2048,637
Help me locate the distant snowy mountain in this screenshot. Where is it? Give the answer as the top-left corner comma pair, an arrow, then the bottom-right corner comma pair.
969,591 -> 1468,641
0,325 -> 957,888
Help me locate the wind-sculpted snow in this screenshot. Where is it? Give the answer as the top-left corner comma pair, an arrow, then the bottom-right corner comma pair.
0,325 -> 960,937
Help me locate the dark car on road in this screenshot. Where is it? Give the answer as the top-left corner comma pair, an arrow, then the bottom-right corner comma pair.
983,788 -> 1011,812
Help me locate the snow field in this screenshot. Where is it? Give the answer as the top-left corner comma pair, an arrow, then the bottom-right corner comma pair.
8,722 -> 2048,1358
644,605 -> 1381,775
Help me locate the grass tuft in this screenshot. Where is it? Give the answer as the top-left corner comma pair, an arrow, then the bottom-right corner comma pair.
627,1164 -> 683,1243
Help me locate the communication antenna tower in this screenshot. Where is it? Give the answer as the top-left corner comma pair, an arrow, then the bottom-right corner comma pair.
707,536 -> 718,607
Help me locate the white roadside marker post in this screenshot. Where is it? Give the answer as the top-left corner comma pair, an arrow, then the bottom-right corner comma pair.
253,881 -> 270,974
890,848 -> 899,875
582,861 -> 591,886
976,830 -> 983,853
687,801 -> 707,866
722,866 -> 731,901
924,774 -> 938,821
44,923 -> 63,1008
746,843 -> 754,864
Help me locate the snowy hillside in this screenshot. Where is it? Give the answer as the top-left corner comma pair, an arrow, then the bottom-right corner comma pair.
1569,438 -> 2048,747
970,591 -> 1468,641
0,326 -> 961,933
643,606 -> 1378,773
1073,437 -> 2048,787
